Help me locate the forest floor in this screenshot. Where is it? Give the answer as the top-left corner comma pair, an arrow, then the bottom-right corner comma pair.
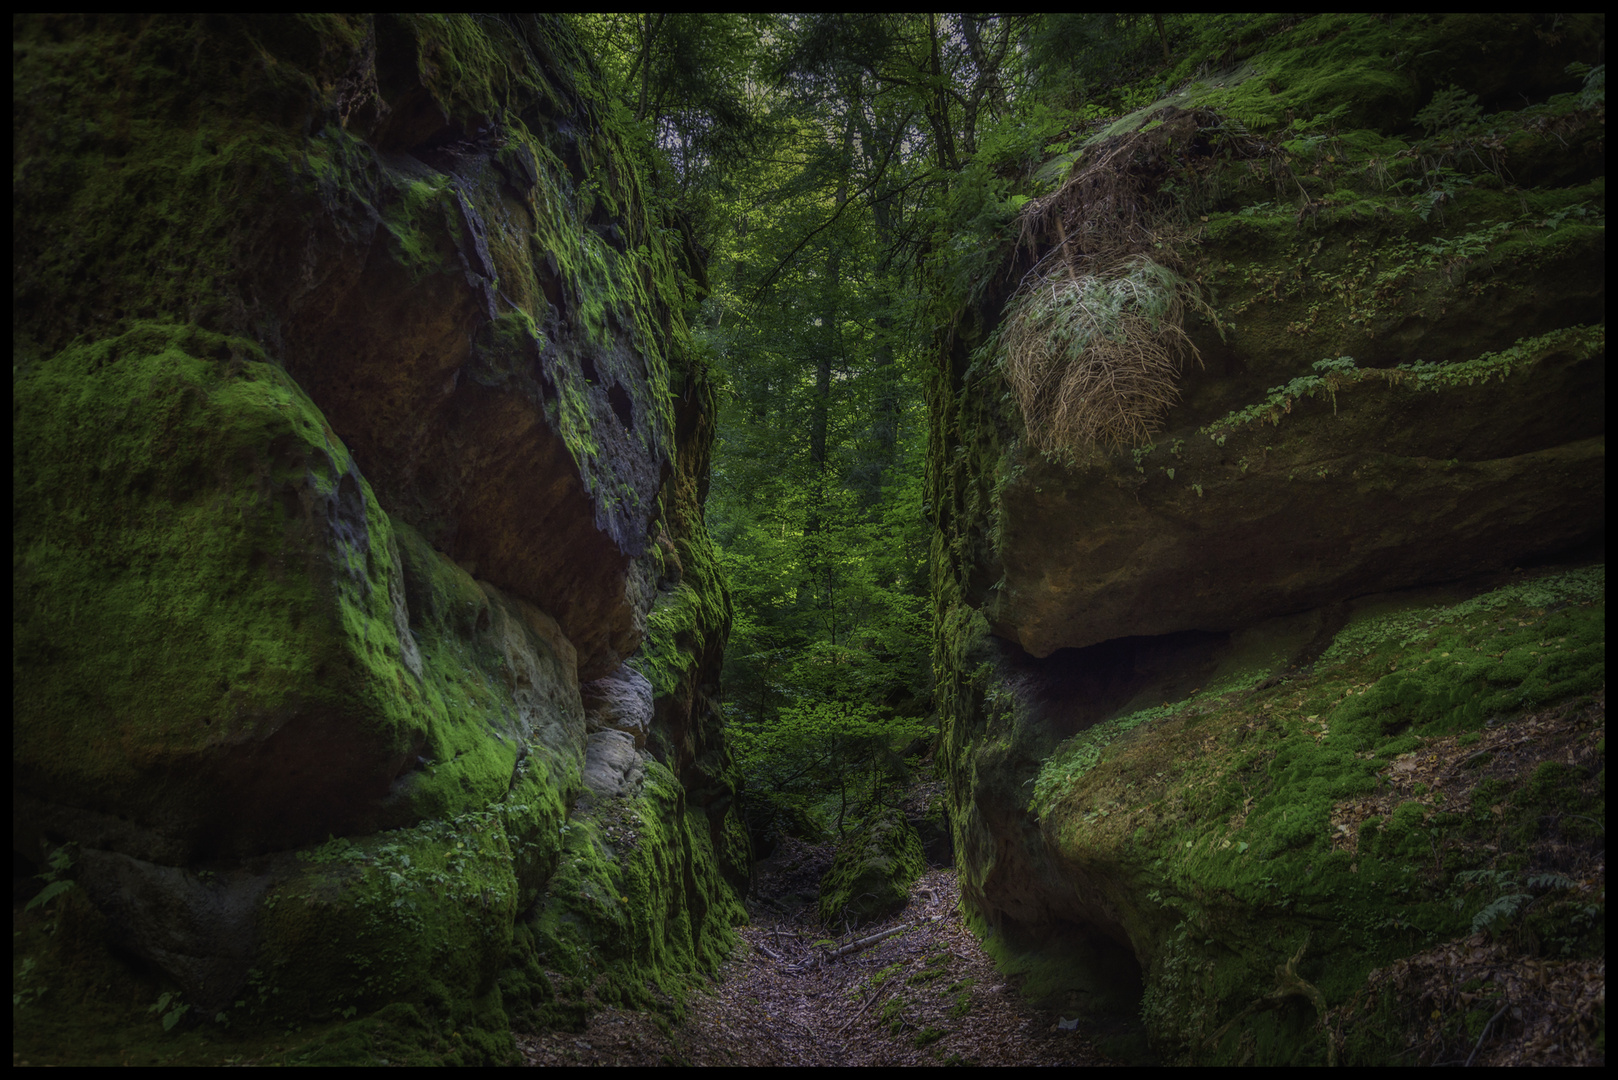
515,837 -> 1115,1067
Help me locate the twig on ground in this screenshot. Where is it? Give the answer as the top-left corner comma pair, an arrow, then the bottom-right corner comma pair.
1466,1000 -> 1511,1067
836,984 -> 893,1034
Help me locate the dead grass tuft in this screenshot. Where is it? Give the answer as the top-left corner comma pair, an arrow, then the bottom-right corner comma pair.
1001,256 -> 1201,452
998,106 -> 1248,451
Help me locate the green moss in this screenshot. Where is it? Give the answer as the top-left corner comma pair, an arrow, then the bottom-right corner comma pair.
629,395 -> 733,699
12,322 -> 593,1056
15,11 -> 738,1065
250,815 -> 519,1028
514,760 -> 743,1027
12,856 -> 521,1066
14,325 -> 417,847
13,16 -> 321,359
817,809 -> 926,926
931,9 -> 1604,1068
1018,565 -> 1604,1062
1152,14 -> 1602,139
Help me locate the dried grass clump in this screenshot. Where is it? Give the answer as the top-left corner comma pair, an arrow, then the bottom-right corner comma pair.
1001,255 -> 1201,452
992,105 -> 1251,452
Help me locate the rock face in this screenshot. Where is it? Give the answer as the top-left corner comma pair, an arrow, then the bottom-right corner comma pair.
991,341 -> 1603,657
14,14 -> 742,1064
930,14 -> 1604,1066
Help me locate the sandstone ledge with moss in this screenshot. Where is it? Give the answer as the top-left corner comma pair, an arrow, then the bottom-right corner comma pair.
929,12 -> 1604,1066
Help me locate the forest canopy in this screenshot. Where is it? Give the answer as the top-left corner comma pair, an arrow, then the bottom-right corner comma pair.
565,12 -> 1606,842
563,13 -> 1279,838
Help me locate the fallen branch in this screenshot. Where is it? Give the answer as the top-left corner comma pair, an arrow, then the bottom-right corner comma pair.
830,921 -> 916,958
835,985 -> 892,1034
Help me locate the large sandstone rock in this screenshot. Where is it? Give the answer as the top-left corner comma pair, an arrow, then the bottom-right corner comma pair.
14,327 -> 584,862
13,14 -> 741,1064
989,334 -> 1604,657
13,13 -> 678,681
929,13 -> 1605,1066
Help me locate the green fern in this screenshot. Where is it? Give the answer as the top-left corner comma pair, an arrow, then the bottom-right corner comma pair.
1470,892 -> 1531,935
1414,84 -> 1483,134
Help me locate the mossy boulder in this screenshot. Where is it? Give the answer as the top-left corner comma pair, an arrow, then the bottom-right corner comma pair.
989,327 -> 1604,657
15,325 -> 579,863
13,13 -> 695,679
944,566 -> 1603,1063
14,14 -> 741,1065
818,809 -> 926,927
930,11 -> 1605,1066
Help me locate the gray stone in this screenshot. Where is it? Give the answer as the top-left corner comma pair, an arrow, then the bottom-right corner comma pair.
74,847 -> 279,1014
582,729 -> 647,798
581,663 -> 654,748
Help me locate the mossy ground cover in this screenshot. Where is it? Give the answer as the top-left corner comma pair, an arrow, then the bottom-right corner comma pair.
12,751 -> 741,1065
1026,565 -> 1604,1064
13,862 -> 514,1067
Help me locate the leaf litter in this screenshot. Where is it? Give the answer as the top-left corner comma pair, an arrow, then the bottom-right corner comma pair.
517,839 -> 1112,1066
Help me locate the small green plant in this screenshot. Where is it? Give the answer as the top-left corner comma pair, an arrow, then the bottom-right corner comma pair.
1200,355 -> 1358,436
148,990 -> 191,1032
1412,167 -> 1473,223
24,845 -> 76,914
13,958 -> 46,1008
1202,325 -> 1603,441
1453,868 -> 1576,938
1566,61 -> 1604,109
1414,85 -> 1483,134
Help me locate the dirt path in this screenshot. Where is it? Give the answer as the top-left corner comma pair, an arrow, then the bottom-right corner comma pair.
517,841 -> 1113,1066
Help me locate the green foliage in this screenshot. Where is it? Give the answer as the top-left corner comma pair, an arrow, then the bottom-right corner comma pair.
1414,85 -> 1484,135
1202,325 -> 1606,438
732,699 -> 931,837
24,879 -> 76,915
23,845 -> 78,916
148,991 -> 192,1033
1568,61 -> 1604,109
1200,356 -> 1360,435
1031,703 -> 1179,817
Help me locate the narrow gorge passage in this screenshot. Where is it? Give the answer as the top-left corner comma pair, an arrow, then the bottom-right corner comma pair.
517,844 -> 1111,1067
12,13 -> 1603,1067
